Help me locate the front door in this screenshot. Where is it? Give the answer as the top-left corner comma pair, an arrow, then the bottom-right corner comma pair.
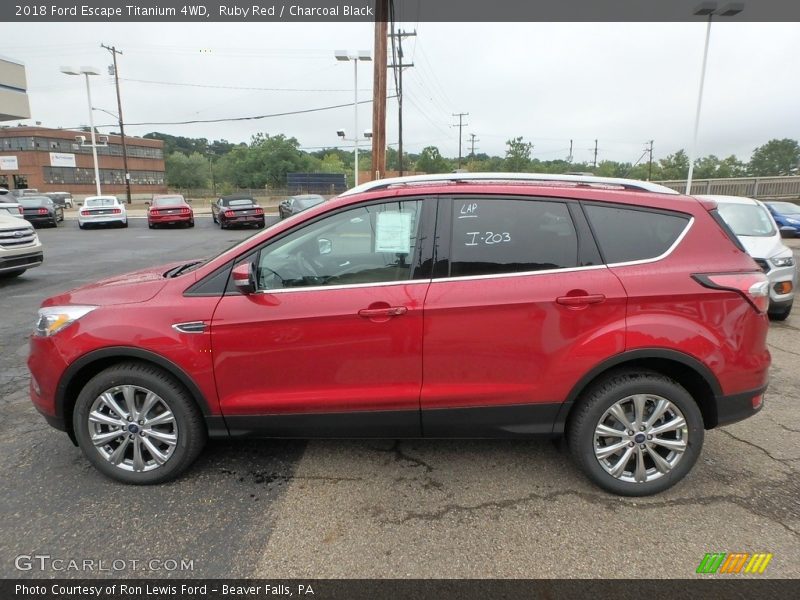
211,197 -> 433,437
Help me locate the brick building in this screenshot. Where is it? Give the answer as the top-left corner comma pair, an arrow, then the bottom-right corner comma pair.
0,126 -> 166,195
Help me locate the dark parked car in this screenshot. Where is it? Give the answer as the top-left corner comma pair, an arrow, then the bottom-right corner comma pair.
45,192 -> 74,209
764,201 -> 800,238
278,194 -> 326,219
211,194 -> 265,229
19,196 -> 64,227
28,173 -> 771,496
148,194 -> 194,229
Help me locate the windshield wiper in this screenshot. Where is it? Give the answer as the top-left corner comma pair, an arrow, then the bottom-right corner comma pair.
166,260 -> 205,278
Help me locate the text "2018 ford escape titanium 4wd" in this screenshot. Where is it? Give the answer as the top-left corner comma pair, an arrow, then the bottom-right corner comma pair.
28,174 -> 770,496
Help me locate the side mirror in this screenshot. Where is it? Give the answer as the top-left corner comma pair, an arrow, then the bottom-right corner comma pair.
232,262 -> 256,294
145,201 -> 150,206
186,198 -> 192,204
318,238 -> 332,255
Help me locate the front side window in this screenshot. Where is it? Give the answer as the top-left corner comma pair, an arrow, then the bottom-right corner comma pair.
449,198 -> 578,277
255,200 -> 422,290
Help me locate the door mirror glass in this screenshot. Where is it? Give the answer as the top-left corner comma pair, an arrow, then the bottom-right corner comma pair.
232,262 -> 256,294
318,238 -> 332,255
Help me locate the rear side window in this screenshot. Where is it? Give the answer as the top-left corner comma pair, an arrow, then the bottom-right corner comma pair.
584,204 -> 690,264
449,198 -> 578,277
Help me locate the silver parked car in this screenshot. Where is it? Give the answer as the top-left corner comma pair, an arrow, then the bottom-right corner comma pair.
699,195 -> 796,321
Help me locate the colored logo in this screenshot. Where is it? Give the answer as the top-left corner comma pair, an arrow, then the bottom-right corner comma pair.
696,553 -> 773,574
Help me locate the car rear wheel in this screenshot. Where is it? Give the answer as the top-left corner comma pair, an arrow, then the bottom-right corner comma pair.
121,220 -> 128,228
568,370 -> 704,496
73,362 -> 207,484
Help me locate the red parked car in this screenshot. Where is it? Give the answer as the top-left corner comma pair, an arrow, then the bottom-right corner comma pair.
147,194 -> 194,229
28,173 -> 770,495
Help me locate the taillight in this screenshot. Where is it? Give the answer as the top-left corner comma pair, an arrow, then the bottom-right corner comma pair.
150,209 -> 160,216
38,208 -> 48,215
693,272 -> 770,313
224,210 -> 234,217
80,210 -> 90,216
254,207 -> 264,215
17,207 -> 23,214
181,207 -> 191,214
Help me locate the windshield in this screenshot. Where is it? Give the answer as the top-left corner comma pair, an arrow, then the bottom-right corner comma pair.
296,196 -> 325,210
767,202 -> 800,214
153,196 -> 184,206
85,197 -> 117,207
717,203 -> 776,237
19,197 -> 49,207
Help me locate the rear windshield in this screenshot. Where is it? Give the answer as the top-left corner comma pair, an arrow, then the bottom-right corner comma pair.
584,204 -> 690,264
153,196 -> 184,206
85,198 -> 117,207
295,196 -> 325,209
228,199 -> 254,207
19,197 -> 49,207
717,203 -> 775,237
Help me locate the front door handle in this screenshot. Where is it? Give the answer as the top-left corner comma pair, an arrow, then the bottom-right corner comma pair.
358,306 -> 408,318
556,294 -> 606,307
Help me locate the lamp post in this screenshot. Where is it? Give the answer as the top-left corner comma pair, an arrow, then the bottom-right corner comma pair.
685,1 -> 744,194
335,50 -> 371,186
61,66 -> 103,196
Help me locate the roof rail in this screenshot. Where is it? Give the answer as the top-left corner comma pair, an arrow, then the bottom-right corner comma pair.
339,172 -> 680,196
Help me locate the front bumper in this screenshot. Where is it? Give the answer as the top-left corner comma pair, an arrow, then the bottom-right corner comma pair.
0,249 -> 43,273
765,263 -> 797,305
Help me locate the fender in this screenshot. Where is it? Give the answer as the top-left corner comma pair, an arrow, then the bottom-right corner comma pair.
552,348 -> 723,434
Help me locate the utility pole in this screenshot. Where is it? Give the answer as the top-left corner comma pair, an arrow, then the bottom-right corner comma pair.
646,140 -> 654,180
452,112 -> 469,168
101,43 -> 132,205
568,139 -> 573,163
388,28 -> 415,175
371,0 -> 388,181
592,139 -> 599,169
468,133 -> 479,158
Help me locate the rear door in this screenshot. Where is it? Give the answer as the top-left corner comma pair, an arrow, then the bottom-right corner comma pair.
420,195 -> 627,436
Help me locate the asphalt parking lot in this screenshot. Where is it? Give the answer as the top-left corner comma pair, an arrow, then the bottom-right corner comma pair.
1,216 -> 798,579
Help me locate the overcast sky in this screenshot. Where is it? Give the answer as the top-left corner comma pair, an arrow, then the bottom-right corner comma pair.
4,21 -> 800,165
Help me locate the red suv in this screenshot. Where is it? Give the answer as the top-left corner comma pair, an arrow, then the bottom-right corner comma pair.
28,174 -> 770,495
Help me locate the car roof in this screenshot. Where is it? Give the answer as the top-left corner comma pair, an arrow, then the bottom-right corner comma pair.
695,194 -> 760,206
340,172 -> 681,197
85,196 -> 119,200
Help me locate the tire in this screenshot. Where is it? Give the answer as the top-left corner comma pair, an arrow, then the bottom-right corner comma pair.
121,220 -> 128,228
72,362 -> 207,485
769,302 -> 792,321
188,220 -> 194,228
148,222 -> 154,229
78,222 -> 86,230
212,214 -> 217,224
220,220 -> 227,230
52,217 -> 59,227
568,370 -> 704,496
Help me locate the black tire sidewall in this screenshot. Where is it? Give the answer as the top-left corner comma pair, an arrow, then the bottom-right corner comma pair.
73,364 -> 204,484
570,373 -> 704,496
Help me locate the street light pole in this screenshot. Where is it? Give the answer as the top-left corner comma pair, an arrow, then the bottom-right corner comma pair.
62,66 -> 103,196
686,1 -> 744,194
336,50 -> 371,187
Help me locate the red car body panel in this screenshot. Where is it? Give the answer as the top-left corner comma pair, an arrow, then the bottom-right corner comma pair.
28,182 -> 771,441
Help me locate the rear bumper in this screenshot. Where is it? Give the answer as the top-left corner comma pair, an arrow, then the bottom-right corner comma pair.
223,215 -> 264,226
149,215 -> 192,225
712,385 -> 767,428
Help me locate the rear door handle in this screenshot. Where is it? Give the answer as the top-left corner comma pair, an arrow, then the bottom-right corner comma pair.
556,294 -> 606,306
358,306 -> 408,318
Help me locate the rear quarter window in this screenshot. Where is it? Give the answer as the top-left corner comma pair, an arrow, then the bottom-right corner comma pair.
583,204 -> 690,264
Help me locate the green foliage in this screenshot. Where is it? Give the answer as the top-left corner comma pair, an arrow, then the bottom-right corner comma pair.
414,146 -> 451,174
658,150 -> 690,180
504,137 -> 533,172
165,152 -> 209,188
748,139 -> 800,176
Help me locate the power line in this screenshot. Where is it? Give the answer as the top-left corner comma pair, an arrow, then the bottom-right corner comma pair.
120,78 -> 364,93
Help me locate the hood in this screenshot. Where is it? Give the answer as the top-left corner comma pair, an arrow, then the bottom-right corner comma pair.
738,234 -> 790,260
42,261 -> 188,307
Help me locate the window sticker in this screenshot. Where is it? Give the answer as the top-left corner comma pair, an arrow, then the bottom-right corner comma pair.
375,212 -> 413,253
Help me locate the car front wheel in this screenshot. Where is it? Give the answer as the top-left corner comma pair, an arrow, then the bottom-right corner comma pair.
568,370 -> 704,496
73,362 -> 206,484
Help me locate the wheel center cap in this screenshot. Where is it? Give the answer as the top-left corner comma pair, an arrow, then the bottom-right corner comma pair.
634,433 -> 646,444
127,423 -> 140,434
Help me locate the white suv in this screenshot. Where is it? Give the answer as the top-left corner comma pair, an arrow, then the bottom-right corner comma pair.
0,213 -> 43,278
700,194 -> 796,321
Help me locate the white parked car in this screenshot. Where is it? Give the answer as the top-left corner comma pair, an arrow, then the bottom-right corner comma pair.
699,194 -> 796,321
78,196 -> 128,229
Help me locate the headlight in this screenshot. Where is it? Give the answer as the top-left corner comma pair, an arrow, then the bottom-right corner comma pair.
786,218 -> 800,225
770,256 -> 795,268
35,305 -> 97,337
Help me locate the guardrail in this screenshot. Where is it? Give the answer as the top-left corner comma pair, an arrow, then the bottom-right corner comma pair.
657,176 -> 800,199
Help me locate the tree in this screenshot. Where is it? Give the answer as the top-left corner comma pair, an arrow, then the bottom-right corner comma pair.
504,137 -> 532,172
165,151 -> 209,188
658,150 -> 690,180
414,146 -> 450,174
748,138 -> 800,176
